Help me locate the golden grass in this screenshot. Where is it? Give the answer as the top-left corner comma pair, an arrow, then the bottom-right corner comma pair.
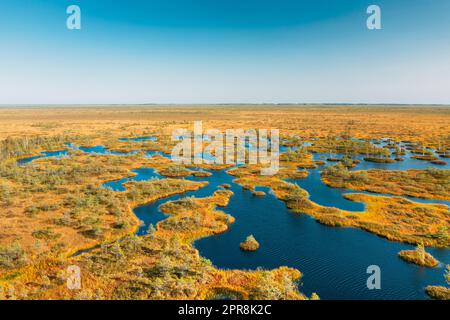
0,189 -> 306,300
230,165 -> 450,248
425,286 -> 450,300
322,168 -> 450,200
1,105 -> 449,147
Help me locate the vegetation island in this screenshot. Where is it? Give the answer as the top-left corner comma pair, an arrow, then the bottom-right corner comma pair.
240,235 -> 260,251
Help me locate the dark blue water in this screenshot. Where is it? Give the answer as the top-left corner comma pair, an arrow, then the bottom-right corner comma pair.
17,142 -> 141,165
17,139 -> 450,299
286,169 -> 365,212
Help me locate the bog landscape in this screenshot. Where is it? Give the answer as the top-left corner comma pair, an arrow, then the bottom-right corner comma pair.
0,105 -> 449,300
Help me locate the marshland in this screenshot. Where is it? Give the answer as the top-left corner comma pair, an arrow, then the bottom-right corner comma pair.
0,105 -> 449,300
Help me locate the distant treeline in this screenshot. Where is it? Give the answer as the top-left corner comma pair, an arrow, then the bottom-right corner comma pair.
0,135 -> 67,161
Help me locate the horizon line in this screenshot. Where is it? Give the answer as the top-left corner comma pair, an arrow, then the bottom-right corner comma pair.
1,103 -> 450,108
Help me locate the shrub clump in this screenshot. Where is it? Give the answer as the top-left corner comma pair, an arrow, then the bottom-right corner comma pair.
240,235 -> 260,251
252,191 -> 266,197
425,286 -> 450,300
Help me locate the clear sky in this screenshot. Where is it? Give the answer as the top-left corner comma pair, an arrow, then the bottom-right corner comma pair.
0,0 -> 449,105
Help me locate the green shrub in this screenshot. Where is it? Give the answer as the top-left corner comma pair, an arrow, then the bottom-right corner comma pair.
112,221 -> 130,230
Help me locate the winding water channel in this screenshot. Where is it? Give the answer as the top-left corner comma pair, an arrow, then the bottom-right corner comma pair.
19,140 -> 450,300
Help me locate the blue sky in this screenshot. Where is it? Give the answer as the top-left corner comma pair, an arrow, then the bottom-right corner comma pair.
0,0 -> 449,104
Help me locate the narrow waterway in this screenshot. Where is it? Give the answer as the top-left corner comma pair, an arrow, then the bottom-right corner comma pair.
18,139 -> 450,299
